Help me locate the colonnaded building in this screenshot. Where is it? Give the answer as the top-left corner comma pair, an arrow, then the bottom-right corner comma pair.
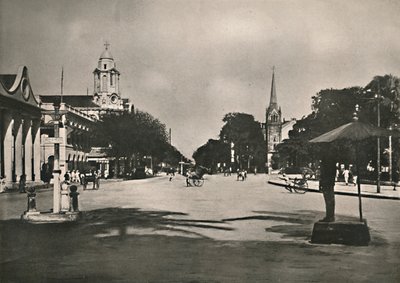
0,66 -> 42,188
0,44 -> 132,189
39,44 -> 132,181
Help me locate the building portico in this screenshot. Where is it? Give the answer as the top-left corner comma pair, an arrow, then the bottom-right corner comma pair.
0,67 -> 42,188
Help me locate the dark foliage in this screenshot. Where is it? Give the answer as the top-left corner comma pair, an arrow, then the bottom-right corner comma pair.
275,74 -> 400,180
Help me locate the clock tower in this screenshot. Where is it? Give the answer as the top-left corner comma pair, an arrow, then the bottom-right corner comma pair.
93,42 -> 123,109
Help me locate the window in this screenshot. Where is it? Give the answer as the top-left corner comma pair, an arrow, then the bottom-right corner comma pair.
270,114 -> 278,122
102,75 -> 107,91
104,64 -> 107,70
110,74 -> 113,86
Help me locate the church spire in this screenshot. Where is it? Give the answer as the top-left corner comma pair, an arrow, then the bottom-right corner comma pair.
269,66 -> 278,108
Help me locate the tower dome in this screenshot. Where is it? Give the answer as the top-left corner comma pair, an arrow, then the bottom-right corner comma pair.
99,41 -> 113,59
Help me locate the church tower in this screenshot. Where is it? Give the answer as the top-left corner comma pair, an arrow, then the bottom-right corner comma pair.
265,67 -> 282,170
93,42 -> 123,109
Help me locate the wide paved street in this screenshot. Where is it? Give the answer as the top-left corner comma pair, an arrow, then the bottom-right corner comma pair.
1,174 -> 399,282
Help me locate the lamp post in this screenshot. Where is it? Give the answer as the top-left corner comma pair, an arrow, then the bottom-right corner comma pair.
389,125 -> 392,183
365,89 -> 382,193
53,99 -> 61,213
376,92 -> 381,193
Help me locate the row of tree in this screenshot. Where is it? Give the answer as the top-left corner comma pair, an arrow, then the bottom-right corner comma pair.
192,74 -> 400,179
274,74 -> 400,180
94,110 -> 189,176
193,113 -> 266,173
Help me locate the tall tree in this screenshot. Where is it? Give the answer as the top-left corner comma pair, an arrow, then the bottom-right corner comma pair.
192,139 -> 230,172
94,110 -> 186,174
275,74 -> 400,179
219,113 -> 266,171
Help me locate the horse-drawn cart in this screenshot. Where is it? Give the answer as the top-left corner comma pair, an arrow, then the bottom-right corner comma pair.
81,171 -> 100,190
186,166 -> 207,187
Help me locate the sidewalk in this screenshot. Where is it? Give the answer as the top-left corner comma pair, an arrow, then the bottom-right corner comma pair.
268,175 -> 400,200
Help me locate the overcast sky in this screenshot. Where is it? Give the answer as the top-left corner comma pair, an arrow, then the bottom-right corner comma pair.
1,0 -> 400,158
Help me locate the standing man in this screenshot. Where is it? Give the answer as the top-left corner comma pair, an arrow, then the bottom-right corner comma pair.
393,168 -> 399,191
343,168 -> 350,185
319,150 -> 337,222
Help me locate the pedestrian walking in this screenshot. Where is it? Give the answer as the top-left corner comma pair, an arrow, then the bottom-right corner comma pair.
350,165 -> 357,186
393,168 -> 399,191
335,166 -> 340,182
76,170 -> 81,184
71,170 -> 76,183
343,168 -> 350,185
19,174 -> 26,193
0,175 -> 6,193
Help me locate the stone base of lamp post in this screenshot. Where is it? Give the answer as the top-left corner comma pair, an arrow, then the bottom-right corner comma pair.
21,181 -> 82,223
311,220 -> 370,246
21,210 -> 81,223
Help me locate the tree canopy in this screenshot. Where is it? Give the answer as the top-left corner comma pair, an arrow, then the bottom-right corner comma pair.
94,110 -> 187,172
192,139 -> 230,172
193,112 -> 266,172
275,74 -> 400,179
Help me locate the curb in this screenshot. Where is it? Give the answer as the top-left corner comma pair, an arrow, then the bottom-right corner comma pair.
267,181 -> 400,200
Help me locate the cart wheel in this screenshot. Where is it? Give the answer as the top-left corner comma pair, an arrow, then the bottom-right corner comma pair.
193,178 -> 204,187
293,180 -> 308,194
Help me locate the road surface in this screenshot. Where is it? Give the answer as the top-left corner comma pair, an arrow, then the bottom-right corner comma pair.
1,174 -> 399,282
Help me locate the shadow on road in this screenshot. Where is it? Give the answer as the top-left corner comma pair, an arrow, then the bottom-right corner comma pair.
0,207 -> 392,283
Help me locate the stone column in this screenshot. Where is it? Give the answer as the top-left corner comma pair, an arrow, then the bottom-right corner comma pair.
59,123 -> 67,179
24,119 -> 33,181
3,113 -> 13,184
32,120 -> 41,182
14,118 -> 23,182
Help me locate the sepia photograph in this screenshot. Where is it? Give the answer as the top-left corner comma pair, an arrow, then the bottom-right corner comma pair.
0,0 -> 399,282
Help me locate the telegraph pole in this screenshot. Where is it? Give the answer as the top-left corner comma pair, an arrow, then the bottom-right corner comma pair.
377,93 -> 381,193
53,100 -> 61,213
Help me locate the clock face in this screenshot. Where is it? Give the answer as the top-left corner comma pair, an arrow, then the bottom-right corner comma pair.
111,95 -> 118,104
21,78 -> 30,101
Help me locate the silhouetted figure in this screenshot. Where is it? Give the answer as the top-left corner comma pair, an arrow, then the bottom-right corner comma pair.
19,174 -> 26,193
393,168 -> 399,191
319,151 -> 337,222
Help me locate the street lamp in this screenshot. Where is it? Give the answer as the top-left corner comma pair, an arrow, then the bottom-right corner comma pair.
365,89 -> 382,193
388,125 -> 393,183
53,98 -> 62,213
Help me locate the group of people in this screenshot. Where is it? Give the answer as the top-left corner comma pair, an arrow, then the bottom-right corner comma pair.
336,166 -> 357,186
64,170 -> 83,184
237,169 -> 247,181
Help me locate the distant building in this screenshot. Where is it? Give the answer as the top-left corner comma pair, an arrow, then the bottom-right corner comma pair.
0,66 -> 42,188
40,43 -> 132,119
38,43 -> 132,179
281,118 -> 296,141
39,102 -> 98,182
264,68 -> 281,171
263,68 -> 295,172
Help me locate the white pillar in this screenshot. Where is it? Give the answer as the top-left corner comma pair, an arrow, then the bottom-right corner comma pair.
59,125 -> 67,179
14,118 -> 23,181
33,120 -> 41,182
3,114 -> 13,184
24,120 -> 33,181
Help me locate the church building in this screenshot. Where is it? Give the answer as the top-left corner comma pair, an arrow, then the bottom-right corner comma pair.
264,68 -> 296,172
265,68 -> 282,172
